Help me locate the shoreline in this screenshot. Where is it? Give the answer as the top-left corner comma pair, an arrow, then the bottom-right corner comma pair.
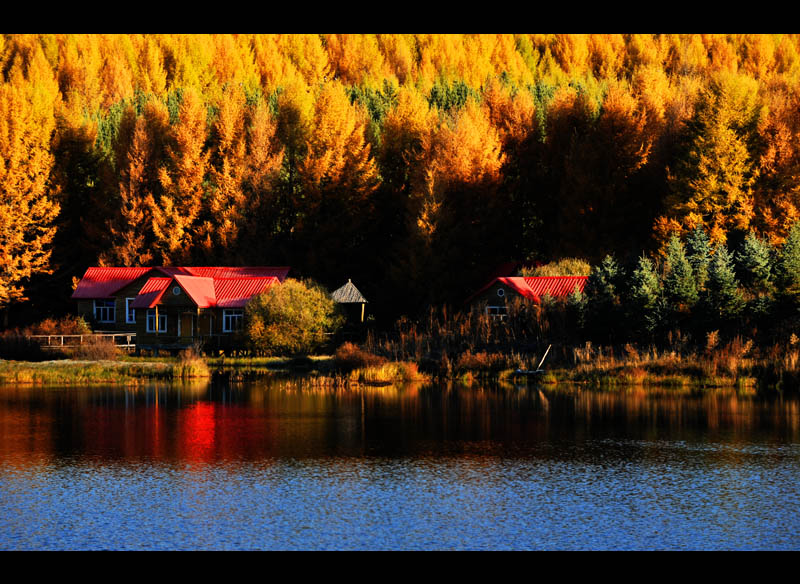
0,352 -> 793,392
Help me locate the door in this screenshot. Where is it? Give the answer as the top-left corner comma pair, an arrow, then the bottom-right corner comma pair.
180,313 -> 194,340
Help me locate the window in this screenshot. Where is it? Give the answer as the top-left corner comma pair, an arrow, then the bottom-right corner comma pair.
94,299 -> 115,323
497,288 -> 505,298
486,305 -> 507,320
172,286 -> 181,296
125,298 -> 136,324
146,309 -> 167,333
222,309 -> 244,332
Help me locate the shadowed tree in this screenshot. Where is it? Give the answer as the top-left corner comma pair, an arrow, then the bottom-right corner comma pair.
294,82 -> 380,285
699,243 -> 744,335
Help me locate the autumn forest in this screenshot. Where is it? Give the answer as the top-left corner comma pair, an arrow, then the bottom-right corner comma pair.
3,33 -> 800,328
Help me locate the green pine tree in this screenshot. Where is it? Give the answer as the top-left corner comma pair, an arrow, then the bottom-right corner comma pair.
736,231 -> 773,294
685,225 -> 712,291
776,221 -> 800,294
702,243 -> 745,331
663,236 -> 698,310
626,254 -> 662,337
584,254 -> 622,342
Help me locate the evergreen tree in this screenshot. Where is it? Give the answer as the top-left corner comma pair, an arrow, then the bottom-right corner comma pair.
776,221 -> 800,293
701,243 -> 745,333
663,235 -> 698,309
735,230 -> 773,294
685,225 -> 712,291
565,286 -> 587,342
584,254 -> 623,342
770,221 -> 800,339
625,254 -> 662,338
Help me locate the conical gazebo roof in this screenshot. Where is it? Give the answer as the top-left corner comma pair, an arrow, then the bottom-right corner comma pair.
331,279 -> 368,304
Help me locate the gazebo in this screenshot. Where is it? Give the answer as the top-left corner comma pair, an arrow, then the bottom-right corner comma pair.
331,279 -> 368,323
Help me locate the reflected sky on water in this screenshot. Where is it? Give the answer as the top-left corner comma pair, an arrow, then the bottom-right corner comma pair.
1,377 -> 799,550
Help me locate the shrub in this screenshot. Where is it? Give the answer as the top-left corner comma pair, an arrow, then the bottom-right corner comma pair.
70,336 -> 119,360
28,315 -> 91,336
334,342 -> 386,372
522,257 -> 592,277
244,278 -> 343,356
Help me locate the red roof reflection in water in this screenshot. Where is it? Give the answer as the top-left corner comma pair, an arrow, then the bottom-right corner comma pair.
179,402 -> 217,463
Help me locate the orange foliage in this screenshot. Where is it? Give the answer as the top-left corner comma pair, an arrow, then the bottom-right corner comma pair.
0,49 -> 60,306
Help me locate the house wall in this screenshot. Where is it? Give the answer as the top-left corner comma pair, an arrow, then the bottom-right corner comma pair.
134,287 -> 198,345
112,275 -> 157,331
75,271 -> 157,331
134,284 -> 243,346
472,282 -> 521,309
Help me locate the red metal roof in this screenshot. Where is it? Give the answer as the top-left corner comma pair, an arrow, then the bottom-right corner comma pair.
130,277 -> 172,309
466,275 -> 587,304
128,275 -> 278,309
72,266 -> 290,300
524,276 -> 587,299
160,266 -> 290,282
213,277 -> 278,308
498,277 -> 541,301
71,267 -> 153,299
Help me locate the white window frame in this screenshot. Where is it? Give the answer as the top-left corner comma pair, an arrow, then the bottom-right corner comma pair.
222,309 -> 244,333
125,298 -> 136,324
486,305 -> 507,320
94,299 -> 116,323
146,309 -> 167,333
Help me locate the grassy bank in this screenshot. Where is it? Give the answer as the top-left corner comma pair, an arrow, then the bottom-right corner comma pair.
0,353 -> 210,385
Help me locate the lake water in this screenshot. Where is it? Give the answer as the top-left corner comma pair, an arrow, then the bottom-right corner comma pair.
1,376 -> 799,550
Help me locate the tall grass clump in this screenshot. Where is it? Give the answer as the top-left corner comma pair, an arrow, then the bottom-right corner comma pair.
333,342 -> 423,384
334,342 -> 387,372
361,302 -> 554,379
174,348 -> 210,378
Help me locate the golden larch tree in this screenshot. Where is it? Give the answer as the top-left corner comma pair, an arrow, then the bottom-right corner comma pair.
198,85 -> 248,261
294,81 -> 379,280
0,57 -> 60,309
151,87 -> 210,263
102,101 -> 171,266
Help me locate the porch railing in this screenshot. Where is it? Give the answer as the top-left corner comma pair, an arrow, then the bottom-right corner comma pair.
29,333 -> 137,349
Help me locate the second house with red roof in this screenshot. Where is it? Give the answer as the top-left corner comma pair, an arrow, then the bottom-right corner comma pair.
71,266 -> 290,351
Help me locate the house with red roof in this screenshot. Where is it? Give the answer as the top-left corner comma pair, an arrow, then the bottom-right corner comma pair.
467,276 -> 587,318
71,266 -> 289,350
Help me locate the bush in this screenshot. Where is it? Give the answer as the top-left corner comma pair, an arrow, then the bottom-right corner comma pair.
69,336 -> 119,360
334,342 -> 387,372
244,278 -> 343,356
28,315 -> 91,336
522,258 -> 591,277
